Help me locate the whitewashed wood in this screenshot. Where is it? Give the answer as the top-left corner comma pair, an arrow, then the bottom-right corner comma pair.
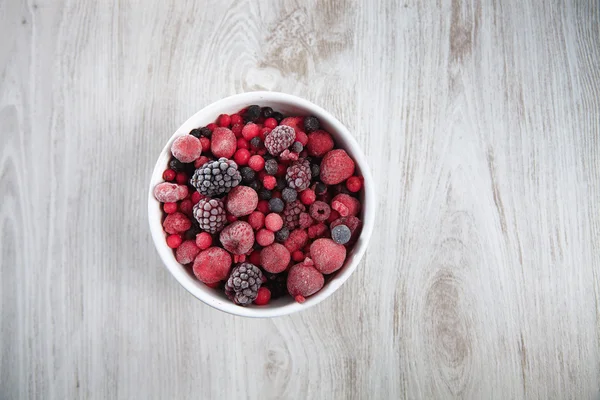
1,0 -> 599,399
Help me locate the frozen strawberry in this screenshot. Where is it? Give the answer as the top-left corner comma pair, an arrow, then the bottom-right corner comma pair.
306,130 -> 334,157
280,116 -> 304,134
320,149 -> 355,185
219,221 -> 254,255
260,243 -> 290,273
211,127 -> 237,158
193,247 -> 232,284
154,182 -> 188,203
287,259 -> 324,303
163,212 -> 192,234
226,186 -> 258,217
310,238 -> 346,274
331,193 -> 361,217
175,240 -> 201,264
171,135 -> 202,163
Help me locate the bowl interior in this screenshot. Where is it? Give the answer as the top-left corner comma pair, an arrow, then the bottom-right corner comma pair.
149,92 -> 375,317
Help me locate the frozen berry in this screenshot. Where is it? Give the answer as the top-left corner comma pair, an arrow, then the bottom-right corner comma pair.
163,202 -> 178,214
220,221 -> 254,255
193,198 -> 227,234
256,228 -> 275,247
193,247 -> 232,283
307,130 -> 334,157
171,135 -> 202,163
244,105 -> 261,122
287,260 -> 324,303
166,234 -> 183,249
233,148 -> 251,166
282,187 -> 297,203
248,211 -> 265,230
320,149 -> 355,185
240,166 -> 256,183
225,262 -> 263,306
154,182 -> 189,203
218,114 -> 231,127
310,238 -> 346,274
257,200 -> 270,214
179,199 -> 193,216
268,198 -> 285,213
265,213 -> 284,232
231,114 -> 243,125
163,212 -> 192,234
250,137 -> 263,149
330,215 -> 362,244
283,200 -> 306,229
191,191 -> 203,205
169,158 -> 185,172
308,222 -> 328,239
175,240 -> 201,264
298,212 -> 313,229
195,232 -> 213,250
346,176 -> 363,192
303,116 -> 320,133
291,250 -> 304,262
283,228 -> 308,252
271,111 -> 284,123
211,127 -> 237,158
254,287 -> 271,305
265,125 -> 295,156
299,189 -> 316,205
314,182 -> 327,195
194,155 -> 210,169
232,124 -> 243,137
175,172 -> 188,185
275,227 -> 290,242
310,164 -> 320,179
264,159 -> 278,175
264,117 -> 278,129
258,188 -> 272,200
236,138 -> 249,150
286,159 -> 311,191
189,128 -> 202,138
242,123 -> 260,141
331,224 -> 351,245
248,155 -> 265,172
279,149 -> 299,161
309,201 -> 331,222
163,169 -> 176,181
291,141 -> 303,153
295,130 -> 308,146
262,175 -> 276,190
261,107 -> 274,118
226,186 -> 258,217
280,117 -> 303,133
332,193 -> 361,217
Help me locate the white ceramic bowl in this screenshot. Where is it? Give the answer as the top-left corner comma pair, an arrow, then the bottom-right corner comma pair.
148,92 -> 375,317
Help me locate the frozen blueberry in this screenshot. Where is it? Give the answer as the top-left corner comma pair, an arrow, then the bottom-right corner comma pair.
269,198 -> 285,213
303,116 -> 320,133
241,167 -> 256,183
244,105 -> 261,122
264,159 -> 278,175
331,225 -> 351,245
282,187 -> 297,203
258,189 -> 272,200
275,227 -> 290,242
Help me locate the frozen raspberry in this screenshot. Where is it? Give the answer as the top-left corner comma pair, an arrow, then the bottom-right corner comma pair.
193,247 -> 232,284
195,232 -> 213,250
154,182 -> 189,203
279,149 -> 299,162
299,189 -> 316,205
308,223 -> 328,239
298,212 -> 313,229
163,212 -> 192,234
327,209 -> 340,224
171,135 -> 202,163
175,240 -> 201,264
346,176 -> 363,192
320,149 -> 355,185
248,211 -> 265,230
211,127 -> 237,158
242,123 -> 260,141
331,193 -> 361,217
286,159 -> 311,191
330,216 -> 362,244
310,238 -> 347,274
291,250 -> 304,262
248,155 -> 265,172
287,260 -> 324,303
166,234 -> 183,248
265,213 -> 283,232
283,200 -> 306,229
256,229 -> 275,247
219,221 -> 254,255
309,201 -> 331,222
260,243 -> 290,273
264,125 -> 295,156
306,130 -> 334,157
218,114 -> 231,127
254,287 -> 271,305
283,228 -> 308,252
163,169 -> 176,181
163,202 -> 177,214
280,116 -> 303,133
226,186 -> 258,217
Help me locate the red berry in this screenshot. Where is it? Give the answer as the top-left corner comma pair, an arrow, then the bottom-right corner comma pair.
163,202 -> 178,214
179,199 -> 193,216
211,127 -> 237,158
272,191 -> 282,199
310,238 -> 347,274
346,176 -> 363,192
257,200 -> 270,214
200,137 -> 211,152
249,250 -> 261,265
260,243 -> 290,273
206,123 -> 217,131
263,175 -> 276,190
257,170 -> 268,181
256,229 -> 275,246
231,123 -> 243,137
175,240 -> 201,264
194,156 -> 210,168
231,114 -> 243,125
154,182 -> 189,203
299,189 -> 316,205
307,130 -> 334,157
217,114 -> 231,127
264,118 -> 278,129
175,172 -> 188,185
171,135 -> 202,163
220,221 -> 254,254
227,186 -> 259,217
276,163 -> 286,177
295,131 -> 308,146
265,213 -> 283,232
166,234 -> 183,248
260,127 -> 272,140
236,137 -> 249,149
193,247 -> 232,283
163,212 -> 191,234
195,232 -> 213,250
320,149 -> 355,185
226,213 -> 238,223
254,287 -> 271,305
163,169 -> 176,181
191,191 -> 203,205
327,209 -> 340,224
248,211 -> 265,230
234,148 -> 251,166
205,281 -> 220,289
292,250 -> 304,262
248,155 -> 265,172
242,123 -> 260,140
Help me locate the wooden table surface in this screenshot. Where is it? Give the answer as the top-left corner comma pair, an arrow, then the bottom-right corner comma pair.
2,0 -> 599,399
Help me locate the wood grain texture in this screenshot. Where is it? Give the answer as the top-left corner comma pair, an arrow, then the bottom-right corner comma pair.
1,0 -> 599,399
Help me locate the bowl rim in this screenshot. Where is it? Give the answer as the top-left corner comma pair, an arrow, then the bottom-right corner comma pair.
148,91 -> 376,317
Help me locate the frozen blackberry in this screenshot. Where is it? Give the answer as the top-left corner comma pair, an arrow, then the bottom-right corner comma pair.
250,137 -> 264,149
248,180 -> 261,192
225,263 -> 263,306
276,177 -> 287,191
240,166 -> 256,183
261,106 -> 274,118
271,112 -> 284,123
193,198 -> 227,234
169,158 -> 185,172
291,141 -> 303,153
303,116 -> 320,133
264,159 -> 278,175
286,158 -> 311,191
283,200 -> 306,229
244,105 -> 261,123
190,158 -> 241,197
269,198 -> 285,213
315,182 -> 327,196
189,128 -> 202,139
282,187 -> 297,203
258,189 -> 272,200
265,125 -> 295,156
331,224 -> 351,245
310,164 -> 320,179
275,227 -> 290,242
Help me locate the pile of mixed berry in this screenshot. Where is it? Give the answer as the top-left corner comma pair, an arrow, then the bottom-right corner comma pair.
153,105 -> 364,306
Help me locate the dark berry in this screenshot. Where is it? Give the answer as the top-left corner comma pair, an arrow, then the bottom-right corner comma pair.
248,180 -> 261,192
266,273 -> 288,299
241,167 -> 256,183
271,112 -> 284,123
184,224 -> 201,240
291,141 -> 303,153
169,158 -> 185,172
189,128 -> 202,138
253,241 -> 263,250
310,164 -> 320,179
269,198 -> 285,213
244,105 -> 261,122
282,187 -> 297,203
275,227 -> 290,242
259,188 -> 272,200
315,182 -> 327,195
331,224 -> 351,245
189,158 -> 242,197
264,159 -> 278,175
276,177 -> 287,191
200,127 -> 212,138
250,137 -> 264,149
261,107 -> 274,118
303,116 -> 320,133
